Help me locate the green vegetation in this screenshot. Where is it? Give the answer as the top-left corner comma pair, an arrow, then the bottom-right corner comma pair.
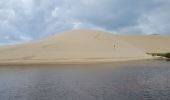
147,53 -> 170,58
161,53 -> 170,58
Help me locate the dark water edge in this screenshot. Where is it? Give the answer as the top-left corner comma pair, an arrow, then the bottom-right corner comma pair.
0,60 -> 170,100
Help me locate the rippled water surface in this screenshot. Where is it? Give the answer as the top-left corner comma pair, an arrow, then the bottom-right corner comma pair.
0,60 -> 170,100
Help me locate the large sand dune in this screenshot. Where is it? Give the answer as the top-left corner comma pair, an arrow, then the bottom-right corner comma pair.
0,30 -> 152,64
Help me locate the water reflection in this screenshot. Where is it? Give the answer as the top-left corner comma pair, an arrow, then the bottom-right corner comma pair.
166,59 -> 170,61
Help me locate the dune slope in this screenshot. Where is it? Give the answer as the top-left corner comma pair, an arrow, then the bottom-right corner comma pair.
116,35 -> 170,53
0,30 -> 150,64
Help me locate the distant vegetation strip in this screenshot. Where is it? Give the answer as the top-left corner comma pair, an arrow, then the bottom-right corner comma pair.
147,53 -> 170,58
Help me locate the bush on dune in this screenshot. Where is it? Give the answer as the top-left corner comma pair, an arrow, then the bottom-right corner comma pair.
163,53 -> 170,58
147,53 -> 170,58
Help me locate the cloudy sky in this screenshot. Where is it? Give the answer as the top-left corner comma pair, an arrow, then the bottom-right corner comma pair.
0,0 -> 170,44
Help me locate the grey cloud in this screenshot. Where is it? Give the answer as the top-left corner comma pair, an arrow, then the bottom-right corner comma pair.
0,0 -> 170,44
69,0 -> 161,32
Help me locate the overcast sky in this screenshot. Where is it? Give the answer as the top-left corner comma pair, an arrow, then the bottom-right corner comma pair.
0,0 -> 170,44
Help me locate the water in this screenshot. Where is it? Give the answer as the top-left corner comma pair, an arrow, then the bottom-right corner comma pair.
0,60 -> 170,100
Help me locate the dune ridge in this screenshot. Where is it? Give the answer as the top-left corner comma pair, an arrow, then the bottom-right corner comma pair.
1,30 -> 168,65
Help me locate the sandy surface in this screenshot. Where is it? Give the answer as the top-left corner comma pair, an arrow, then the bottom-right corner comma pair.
0,30 -> 169,64
116,34 -> 170,53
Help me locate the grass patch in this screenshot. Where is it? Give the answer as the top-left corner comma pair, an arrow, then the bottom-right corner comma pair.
147,53 -> 170,58
162,53 -> 170,58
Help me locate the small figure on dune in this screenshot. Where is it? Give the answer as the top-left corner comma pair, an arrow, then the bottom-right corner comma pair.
114,44 -> 116,49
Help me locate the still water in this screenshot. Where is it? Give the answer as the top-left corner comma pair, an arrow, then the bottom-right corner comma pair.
0,60 -> 170,100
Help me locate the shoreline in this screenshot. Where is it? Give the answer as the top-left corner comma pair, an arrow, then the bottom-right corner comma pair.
0,57 -> 153,66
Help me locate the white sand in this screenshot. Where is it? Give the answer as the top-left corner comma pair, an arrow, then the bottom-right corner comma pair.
1,30 -> 168,64
116,34 -> 170,53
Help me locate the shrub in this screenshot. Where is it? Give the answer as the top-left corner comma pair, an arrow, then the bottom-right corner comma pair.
164,53 -> 170,58
148,53 -> 170,58
156,53 -> 170,58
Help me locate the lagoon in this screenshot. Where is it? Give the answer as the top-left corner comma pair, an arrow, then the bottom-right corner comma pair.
0,60 -> 170,100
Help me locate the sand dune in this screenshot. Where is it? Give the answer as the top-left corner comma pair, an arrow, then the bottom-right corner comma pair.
0,30 -> 163,64
116,35 -> 170,53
